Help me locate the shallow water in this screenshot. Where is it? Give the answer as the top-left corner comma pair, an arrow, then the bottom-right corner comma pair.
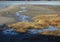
15,14 -> 32,22
28,26 -> 60,34
1,26 -> 60,35
1,29 -> 36,39
2,29 -> 18,35
43,26 -> 60,31
14,7 -> 33,22
0,4 -> 8,9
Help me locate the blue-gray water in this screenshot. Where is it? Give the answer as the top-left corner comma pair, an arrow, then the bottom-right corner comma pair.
28,26 -> 60,34
2,26 -> 60,35
14,7 -> 33,22
0,4 -> 10,9
0,1 -> 60,10
0,1 -> 60,5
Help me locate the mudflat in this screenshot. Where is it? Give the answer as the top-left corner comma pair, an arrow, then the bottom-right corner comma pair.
0,16 -> 16,24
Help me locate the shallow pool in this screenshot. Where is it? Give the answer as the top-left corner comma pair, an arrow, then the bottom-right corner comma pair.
28,26 -> 60,34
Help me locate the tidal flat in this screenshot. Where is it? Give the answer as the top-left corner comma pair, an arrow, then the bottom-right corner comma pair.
0,4 -> 60,42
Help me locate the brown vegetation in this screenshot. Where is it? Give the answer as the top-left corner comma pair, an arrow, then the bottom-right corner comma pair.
32,14 -> 60,28
40,30 -> 60,36
8,22 -> 49,32
8,14 -> 60,36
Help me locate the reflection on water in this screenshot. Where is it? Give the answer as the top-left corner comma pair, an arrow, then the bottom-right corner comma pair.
2,26 -> 60,35
0,4 -> 9,9
15,7 -> 32,22
43,26 -> 60,31
0,26 -> 60,41
1,29 -> 36,39
28,29 -> 43,34
15,12 -> 29,22
28,26 -> 60,34
2,29 -> 18,35
15,7 -> 29,22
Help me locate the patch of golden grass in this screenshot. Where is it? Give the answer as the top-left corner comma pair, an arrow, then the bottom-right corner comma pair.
40,30 -> 60,36
8,14 -> 60,33
8,21 -> 49,32
8,22 -> 32,32
32,14 -> 60,28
